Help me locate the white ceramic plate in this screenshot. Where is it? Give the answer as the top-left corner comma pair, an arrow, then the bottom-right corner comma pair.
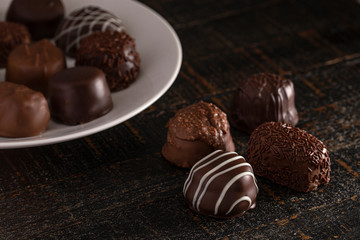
0,0 -> 182,149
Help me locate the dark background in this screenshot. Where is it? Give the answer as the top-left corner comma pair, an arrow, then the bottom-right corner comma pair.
1,0 -> 359,239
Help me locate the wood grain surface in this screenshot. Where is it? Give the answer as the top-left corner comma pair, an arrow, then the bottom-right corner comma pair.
1,0 -> 359,239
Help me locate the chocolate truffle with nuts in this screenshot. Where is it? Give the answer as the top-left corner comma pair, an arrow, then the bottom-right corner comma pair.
162,101 -> 235,168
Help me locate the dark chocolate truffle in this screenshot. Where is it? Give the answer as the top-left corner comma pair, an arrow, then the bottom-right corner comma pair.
162,101 -> 235,168
183,150 -> 258,218
48,66 -> 113,125
0,82 -> 50,138
230,73 -> 299,134
54,6 -> 125,57
6,39 -> 66,96
6,0 -> 64,40
246,122 -> 331,192
76,31 -> 140,91
0,21 -> 31,68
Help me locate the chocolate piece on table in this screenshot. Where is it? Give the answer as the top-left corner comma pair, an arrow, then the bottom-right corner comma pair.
48,66 -> 113,125
6,39 -> 66,96
6,0 -> 64,40
0,21 -> 31,68
76,31 -> 140,91
162,101 -> 235,168
246,122 -> 331,192
230,73 -> 299,134
0,82 -> 50,138
183,150 -> 258,218
54,6 -> 125,57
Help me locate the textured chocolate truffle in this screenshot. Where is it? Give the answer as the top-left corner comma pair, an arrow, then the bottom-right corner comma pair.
183,150 -> 258,218
230,73 -> 299,134
6,39 -> 66,96
246,122 -> 331,192
0,82 -> 50,138
162,101 -> 235,168
6,0 -> 64,40
54,6 -> 125,57
76,31 -> 140,91
0,21 -> 31,68
48,66 -> 113,125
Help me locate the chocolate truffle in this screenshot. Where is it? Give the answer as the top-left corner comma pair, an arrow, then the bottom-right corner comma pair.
230,73 -> 299,134
246,122 -> 331,192
183,150 -> 258,218
162,101 -> 235,168
48,66 -> 113,125
76,31 -> 140,91
0,82 -> 50,138
0,21 -> 31,68
54,6 -> 125,57
6,39 -> 66,96
6,0 -> 64,40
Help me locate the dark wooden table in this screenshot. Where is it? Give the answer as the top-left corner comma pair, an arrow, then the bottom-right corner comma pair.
1,0 -> 360,239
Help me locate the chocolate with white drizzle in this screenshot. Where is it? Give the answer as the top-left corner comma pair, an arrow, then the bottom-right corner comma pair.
54,6 -> 125,57
183,150 -> 258,218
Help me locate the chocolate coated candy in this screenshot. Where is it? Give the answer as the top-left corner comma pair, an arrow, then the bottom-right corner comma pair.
183,150 -> 258,218
0,82 -> 50,138
162,101 -> 235,168
76,31 -> 140,91
54,6 -> 125,57
48,66 -> 113,125
0,21 -> 31,68
230,73 -> 298,134
6,0 -> 64,40
246,122 -> 331,192
6,39 -> 66,96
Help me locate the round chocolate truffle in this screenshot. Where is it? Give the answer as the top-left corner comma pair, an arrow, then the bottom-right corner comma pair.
162,101 -> 235,168
230,73 -> 299,134
6,39 -> 66,96
54,6 -> 125,57
183,150 -> 258,218
6,0 -> 64,40
0,21 -> 31,68
48,66 -> 113,125
76,31 -> 140,91
246,122 -> 331,192
0,82 -> 50,138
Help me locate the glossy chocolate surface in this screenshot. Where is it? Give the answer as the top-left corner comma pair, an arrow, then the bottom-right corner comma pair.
183,150 -> 258,218
6,0 -> 64,40
48,66 -> 113,125
76,31 -> 140,91
0,21 -> 31,68
246,122 -> 331,192
6,39 -> 66,96
230,73 -> 299,134
162,101 -> 235,168
54,6 -> 125,57
0,82 -> 50,138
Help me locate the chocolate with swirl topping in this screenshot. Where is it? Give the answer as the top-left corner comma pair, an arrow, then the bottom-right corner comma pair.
230,73 -> 298,134
246,122 -> 331,192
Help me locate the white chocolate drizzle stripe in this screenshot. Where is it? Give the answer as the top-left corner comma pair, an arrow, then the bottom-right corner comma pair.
195,162 -> 252,211
183,150 -> 222,193
183,151 -> 235,195
214,172 -> 255,215
225,196 -> 252,215
191,156 -> 246,208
